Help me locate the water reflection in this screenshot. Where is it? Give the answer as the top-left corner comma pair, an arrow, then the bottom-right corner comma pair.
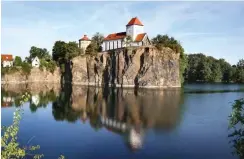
1,84 -> 184,151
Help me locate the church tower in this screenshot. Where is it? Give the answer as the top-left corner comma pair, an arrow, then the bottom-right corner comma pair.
126,17 -> 144,41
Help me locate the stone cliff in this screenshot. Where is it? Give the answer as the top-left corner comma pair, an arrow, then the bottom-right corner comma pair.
72,46 -> 181,88
1,68 -> 61,84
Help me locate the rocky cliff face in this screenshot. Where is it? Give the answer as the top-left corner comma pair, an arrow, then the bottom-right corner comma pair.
2,68 -> 61,84
72,46 -> 181,88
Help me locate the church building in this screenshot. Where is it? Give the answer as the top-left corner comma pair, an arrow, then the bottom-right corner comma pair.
101,17 -> 151,52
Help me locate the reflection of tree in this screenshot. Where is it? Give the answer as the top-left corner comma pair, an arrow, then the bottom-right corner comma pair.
52,84 -> 81,122
228,98 -> 244,159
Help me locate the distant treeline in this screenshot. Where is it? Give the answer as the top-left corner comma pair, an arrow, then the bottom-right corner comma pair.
183,53 -> 244,83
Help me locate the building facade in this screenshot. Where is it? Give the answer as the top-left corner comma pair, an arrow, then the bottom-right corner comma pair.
32,57 -> 40,68
1,54 -> 13,67
79,35 -> 91,53
101,17 -> 151,52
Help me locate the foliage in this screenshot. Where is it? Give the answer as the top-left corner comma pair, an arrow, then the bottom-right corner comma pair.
91,32 -> 104,52
124,35 -> 133,47
1,108 -> 44,159
21,62 -> 32,75
40,59 -> 57,73
14,56 -> 23,66
86,42 -> 98,55
52,41 -> 80,65
228,98 -> 244,158
151,34 -> 187,83
185,54 -> 244,83
29,46 -> 51,62
151,34 -> 184,53
1,66 -> 19,76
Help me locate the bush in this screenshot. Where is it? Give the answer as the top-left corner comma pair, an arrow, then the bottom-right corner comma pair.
1,66 -> 19,76
40,59 -> 57,73
1,108 -> 43,159
21,62 -> 32,75
228,98 -> 244,158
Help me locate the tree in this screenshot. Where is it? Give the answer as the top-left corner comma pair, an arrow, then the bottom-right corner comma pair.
210,62 -> 222,82
52,41 -> 80,65
65,41 -> 80,60
14,56 -> 22,66
237,59 -> 244,69
85,42 -> 97,55
29,46 -> 50,61
91,32 -> 104,52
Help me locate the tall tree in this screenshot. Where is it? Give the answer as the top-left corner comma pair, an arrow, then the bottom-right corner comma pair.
29,46 -> 50,60
92,32 -> 104,52
14,56 -> 22,66
52,41 -> 80,64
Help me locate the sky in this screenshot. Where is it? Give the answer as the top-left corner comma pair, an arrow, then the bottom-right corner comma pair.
1,1 -> 244,65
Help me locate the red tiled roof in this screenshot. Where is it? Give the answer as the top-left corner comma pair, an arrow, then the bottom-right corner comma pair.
104,32 -> 126,41
1,102 -> 12,107
1,54 -> 13,61
135,33 -> 146,42
80,35 -> 91,41
126,17 -> 144,26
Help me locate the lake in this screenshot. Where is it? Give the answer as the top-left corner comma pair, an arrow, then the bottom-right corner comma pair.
1,83 -> 244,159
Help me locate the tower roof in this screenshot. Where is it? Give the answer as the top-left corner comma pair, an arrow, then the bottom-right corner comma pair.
126,17 -> 144,26
79,35 -> 91,41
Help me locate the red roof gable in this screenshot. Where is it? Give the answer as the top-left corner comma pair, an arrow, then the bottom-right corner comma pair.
80,35 -> 91,41
1,54 -> 13,61
104,32 -> 126,41
135,33 -> 146,42
126,17 -> 144,26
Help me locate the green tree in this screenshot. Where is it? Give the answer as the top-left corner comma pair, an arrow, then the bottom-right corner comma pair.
65,41 -> 80,60
237,59 -> 244,69
29,46 -> 50,61
14,56 -> 22,66
52,41 -> 80,65
210,62 -> 222,82
85,42 -> 98,55
52,41 -> 67,64
91,32 -> 104,52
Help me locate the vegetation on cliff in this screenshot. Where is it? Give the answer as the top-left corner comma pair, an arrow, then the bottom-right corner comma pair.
86,32 -> 104,54
1,61 -> 32,76
151,34 -> 188,83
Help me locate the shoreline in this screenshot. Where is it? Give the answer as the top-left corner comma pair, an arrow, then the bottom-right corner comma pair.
1,81 -> 181,89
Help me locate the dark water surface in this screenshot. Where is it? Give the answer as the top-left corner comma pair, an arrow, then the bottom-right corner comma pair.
1,84 -> 244,159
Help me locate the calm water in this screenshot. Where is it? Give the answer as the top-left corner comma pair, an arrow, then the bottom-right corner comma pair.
1,84 -> 244,159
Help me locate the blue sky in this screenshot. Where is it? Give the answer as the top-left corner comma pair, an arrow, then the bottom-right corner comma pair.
2,1 -> 244,64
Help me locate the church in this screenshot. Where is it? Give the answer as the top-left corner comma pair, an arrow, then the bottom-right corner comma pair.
101,17 -> 151,52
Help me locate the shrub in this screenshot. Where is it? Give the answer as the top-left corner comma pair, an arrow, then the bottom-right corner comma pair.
40,59 -> 57,73
1,108 -> 44,159
21,62 -> 32,75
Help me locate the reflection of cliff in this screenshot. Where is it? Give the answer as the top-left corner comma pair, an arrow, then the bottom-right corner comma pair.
53,86 -> 184,130
2,84 -> 184,151
1,83 -> 61,95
